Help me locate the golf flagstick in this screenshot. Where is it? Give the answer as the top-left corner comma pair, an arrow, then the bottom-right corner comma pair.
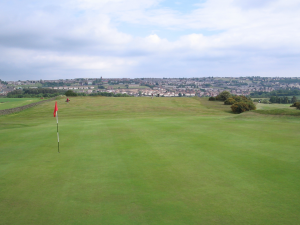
56,111 -> 59,153
54,101 -> 59,153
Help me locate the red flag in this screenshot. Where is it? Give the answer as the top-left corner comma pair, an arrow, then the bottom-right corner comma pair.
53,101 -> 58,117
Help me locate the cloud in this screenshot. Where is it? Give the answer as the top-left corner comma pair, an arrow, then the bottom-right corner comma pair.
0,0 -> 299,80
233,0 -> 274,9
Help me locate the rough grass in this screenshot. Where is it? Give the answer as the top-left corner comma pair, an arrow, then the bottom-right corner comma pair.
1,97 -> 300,225
254,103 -> 300,116
0,98 -> 43,110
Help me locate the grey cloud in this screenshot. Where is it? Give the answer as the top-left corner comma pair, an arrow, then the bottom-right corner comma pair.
0,0 -> 300,80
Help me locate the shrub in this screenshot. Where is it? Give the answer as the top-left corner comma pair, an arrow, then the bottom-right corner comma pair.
231,101 -> 256,114
290,102 -> 300,107
209,97 -> 216,101
247,101 -> 256,110
232,95 -> 248,102
216,91 -> 231,101
224,98 -> 236,105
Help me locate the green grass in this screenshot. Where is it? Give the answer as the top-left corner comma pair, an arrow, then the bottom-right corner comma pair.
254,103 -> 300,116
0,98 -> 43,110
1,97 -> 300,224
256,103 -> 292,110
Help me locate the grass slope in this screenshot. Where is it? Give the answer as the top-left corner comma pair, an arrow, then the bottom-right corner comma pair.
254,103 -> 300,116
0,98 -> 43,110
1,97 -> 300,224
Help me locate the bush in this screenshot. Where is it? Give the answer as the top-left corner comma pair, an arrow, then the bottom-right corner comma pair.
231,101 -> 256,114
65,90 -> 78,96
262,99 -> 269,104
232,96 -> 248,102
290,102 -> 300,108
224,98 -> 236,105
216,91 -> 231,101
208,97 -> 216,101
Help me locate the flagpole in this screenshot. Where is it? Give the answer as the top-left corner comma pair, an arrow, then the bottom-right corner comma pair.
54,101 -> 59,153
56,111 -> 59,153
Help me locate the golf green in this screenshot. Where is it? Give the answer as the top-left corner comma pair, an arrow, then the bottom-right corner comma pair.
0,97 -> 300,224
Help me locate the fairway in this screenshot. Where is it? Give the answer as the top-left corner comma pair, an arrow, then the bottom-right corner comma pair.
1,97 -> 300,224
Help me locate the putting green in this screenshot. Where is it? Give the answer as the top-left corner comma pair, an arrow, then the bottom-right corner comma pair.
1,97 -> 300,224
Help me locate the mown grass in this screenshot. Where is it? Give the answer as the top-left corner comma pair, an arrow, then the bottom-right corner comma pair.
1,97 -> 300,224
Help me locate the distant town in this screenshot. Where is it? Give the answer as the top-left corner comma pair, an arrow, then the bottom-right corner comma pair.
1,77 -> 300,97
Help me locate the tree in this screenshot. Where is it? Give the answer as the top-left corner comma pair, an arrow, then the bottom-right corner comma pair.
0,79 -> 8,85
65,90 -> 77,96
269,96 -> 277,103
292,96 -> 297,103
278,97 -> 282,103
283,97 -> 289,104
208,96 -> 215,101
178,93 -> 182,97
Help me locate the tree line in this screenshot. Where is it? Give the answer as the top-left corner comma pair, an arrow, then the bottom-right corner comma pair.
68,90 -> 132,97
252,96 -> 298,104
250,89 -> 300,98
269,96 -> 297,104
6,89 -> 133,98
7,88 -> 65,98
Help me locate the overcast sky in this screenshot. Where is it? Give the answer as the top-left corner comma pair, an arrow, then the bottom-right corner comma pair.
0,0 -> 300,80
